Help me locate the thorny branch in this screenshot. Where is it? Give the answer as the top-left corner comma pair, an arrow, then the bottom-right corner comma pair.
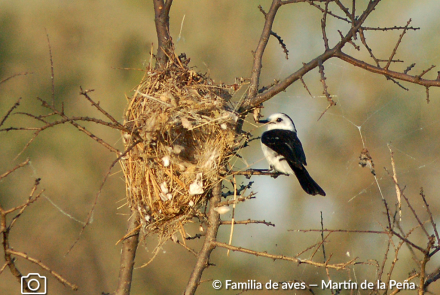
213,241 -> 357,270
184,183 -> 222,295
0,162 -> 78,291
239,0 -> 440,115
220,219 -> 275,227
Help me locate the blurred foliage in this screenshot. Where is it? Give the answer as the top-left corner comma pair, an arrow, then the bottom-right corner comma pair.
1,0 -> 440,294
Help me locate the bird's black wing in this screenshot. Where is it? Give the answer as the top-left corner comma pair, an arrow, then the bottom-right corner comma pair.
261,129 -> 307,168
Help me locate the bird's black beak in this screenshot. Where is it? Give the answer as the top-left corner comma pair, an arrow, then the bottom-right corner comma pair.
258,119 -> 269,124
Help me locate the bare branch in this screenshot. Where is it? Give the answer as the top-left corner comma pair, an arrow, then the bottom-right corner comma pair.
0,158 -> 30,181
335,51 -> 440,88
217,193 -> 256,207
221,219 -> 275,227
384,19 -> 412,70
241,0 -> 382,111
230,169 -> 288,178
45,29 -> 55,106
317,59 -> 336,120
153,0 -> 174,68
419,188 -> 440,244
6,249 -> 78,290
0,72 -> 33,86
404,63 -> 416,74
270,31 -> 289,59
214,241 -> 357,270
417,65 -> 436,80
66,139 -> 141,256
0,97 -> 22,128
79,87 -> 124,126
245,0 -> 282,104
424,266 -> 440,290
37,97 -> 119,154
362,25 -> 420,31
387,144 -> 402,220
419,236 -> 435,294
321,0 -> 330,50
306,0 -> 351,23
184,183 -> 222,295
114,211 -> 140,295
300,77 -> 313,98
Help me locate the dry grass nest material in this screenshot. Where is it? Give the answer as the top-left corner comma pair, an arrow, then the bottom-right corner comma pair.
120,55 -> 242,242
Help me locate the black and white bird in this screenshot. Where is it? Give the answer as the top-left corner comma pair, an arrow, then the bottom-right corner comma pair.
259,113 -> 326,196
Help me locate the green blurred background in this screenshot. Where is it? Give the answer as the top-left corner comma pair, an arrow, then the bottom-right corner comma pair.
1,0 -> 440,294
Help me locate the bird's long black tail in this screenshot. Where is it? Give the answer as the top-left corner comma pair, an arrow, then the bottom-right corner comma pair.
292,167 -> 326,196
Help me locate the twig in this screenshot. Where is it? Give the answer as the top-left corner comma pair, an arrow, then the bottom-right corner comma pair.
227,176 -> 238,256
424,266 -> 440,290
175,240 -> 198,257
0,72 -> 33,86
419,188 -> 440,244
294,228 -> 388,234
0,262 -> 8,275
417,65 -> 436,80
221,219 -> 275,227
65,139 -> 141,256
387,144 -> 402,220
338,30 -> 359,50
426,86 -> 430,104
384,160 -> 431,240
384,19 -> 412,70
214,241 -> 357,270
37,97 -> 119,154
317,59 -> 336,120
45,28 -> 55,106
320,212 -> 327,261
216,193 -> 256,207
404,63 -> 416,74
6,249 -> 78,290
306,0 -> 351,23
270,31 -> 289,59
79,87 -> 123,126
321,0 -> 330,50
358,28 -> 380,66
0,97 -> 22,128
362,26 -> 420,31
419,236 -> 435,295
0,158 -> 30,181
335,51 -> 440,88
300,77 -> 313,98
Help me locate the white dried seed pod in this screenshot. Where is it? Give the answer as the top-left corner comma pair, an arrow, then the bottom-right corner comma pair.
214,206 -> 230,215
162,155 -> 170,167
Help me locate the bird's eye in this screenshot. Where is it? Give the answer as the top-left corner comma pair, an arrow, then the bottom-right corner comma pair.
276,118 -> 283,123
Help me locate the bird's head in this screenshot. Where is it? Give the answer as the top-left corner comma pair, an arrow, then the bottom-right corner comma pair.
258,113 -> 297,132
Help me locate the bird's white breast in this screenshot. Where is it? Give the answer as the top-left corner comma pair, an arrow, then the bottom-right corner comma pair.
261,142 -> 293,175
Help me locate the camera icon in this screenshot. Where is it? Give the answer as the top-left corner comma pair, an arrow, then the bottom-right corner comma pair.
21,273 -> 47,294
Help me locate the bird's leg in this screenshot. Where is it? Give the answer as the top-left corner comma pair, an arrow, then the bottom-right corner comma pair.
268,166 -> 288,178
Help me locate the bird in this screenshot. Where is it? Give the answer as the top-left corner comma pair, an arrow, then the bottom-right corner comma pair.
259,113 -> 326,196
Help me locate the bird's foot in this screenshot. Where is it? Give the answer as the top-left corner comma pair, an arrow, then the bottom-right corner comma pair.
268,167 -> 288,178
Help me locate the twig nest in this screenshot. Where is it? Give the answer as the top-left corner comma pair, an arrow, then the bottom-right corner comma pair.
119,54 -> 241,242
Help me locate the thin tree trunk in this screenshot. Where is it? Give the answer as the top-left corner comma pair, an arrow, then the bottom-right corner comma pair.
114,210 -> 140,295
184,182 -> 222,295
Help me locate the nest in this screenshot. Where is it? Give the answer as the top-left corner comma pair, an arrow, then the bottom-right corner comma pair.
120,54 -> 240,242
